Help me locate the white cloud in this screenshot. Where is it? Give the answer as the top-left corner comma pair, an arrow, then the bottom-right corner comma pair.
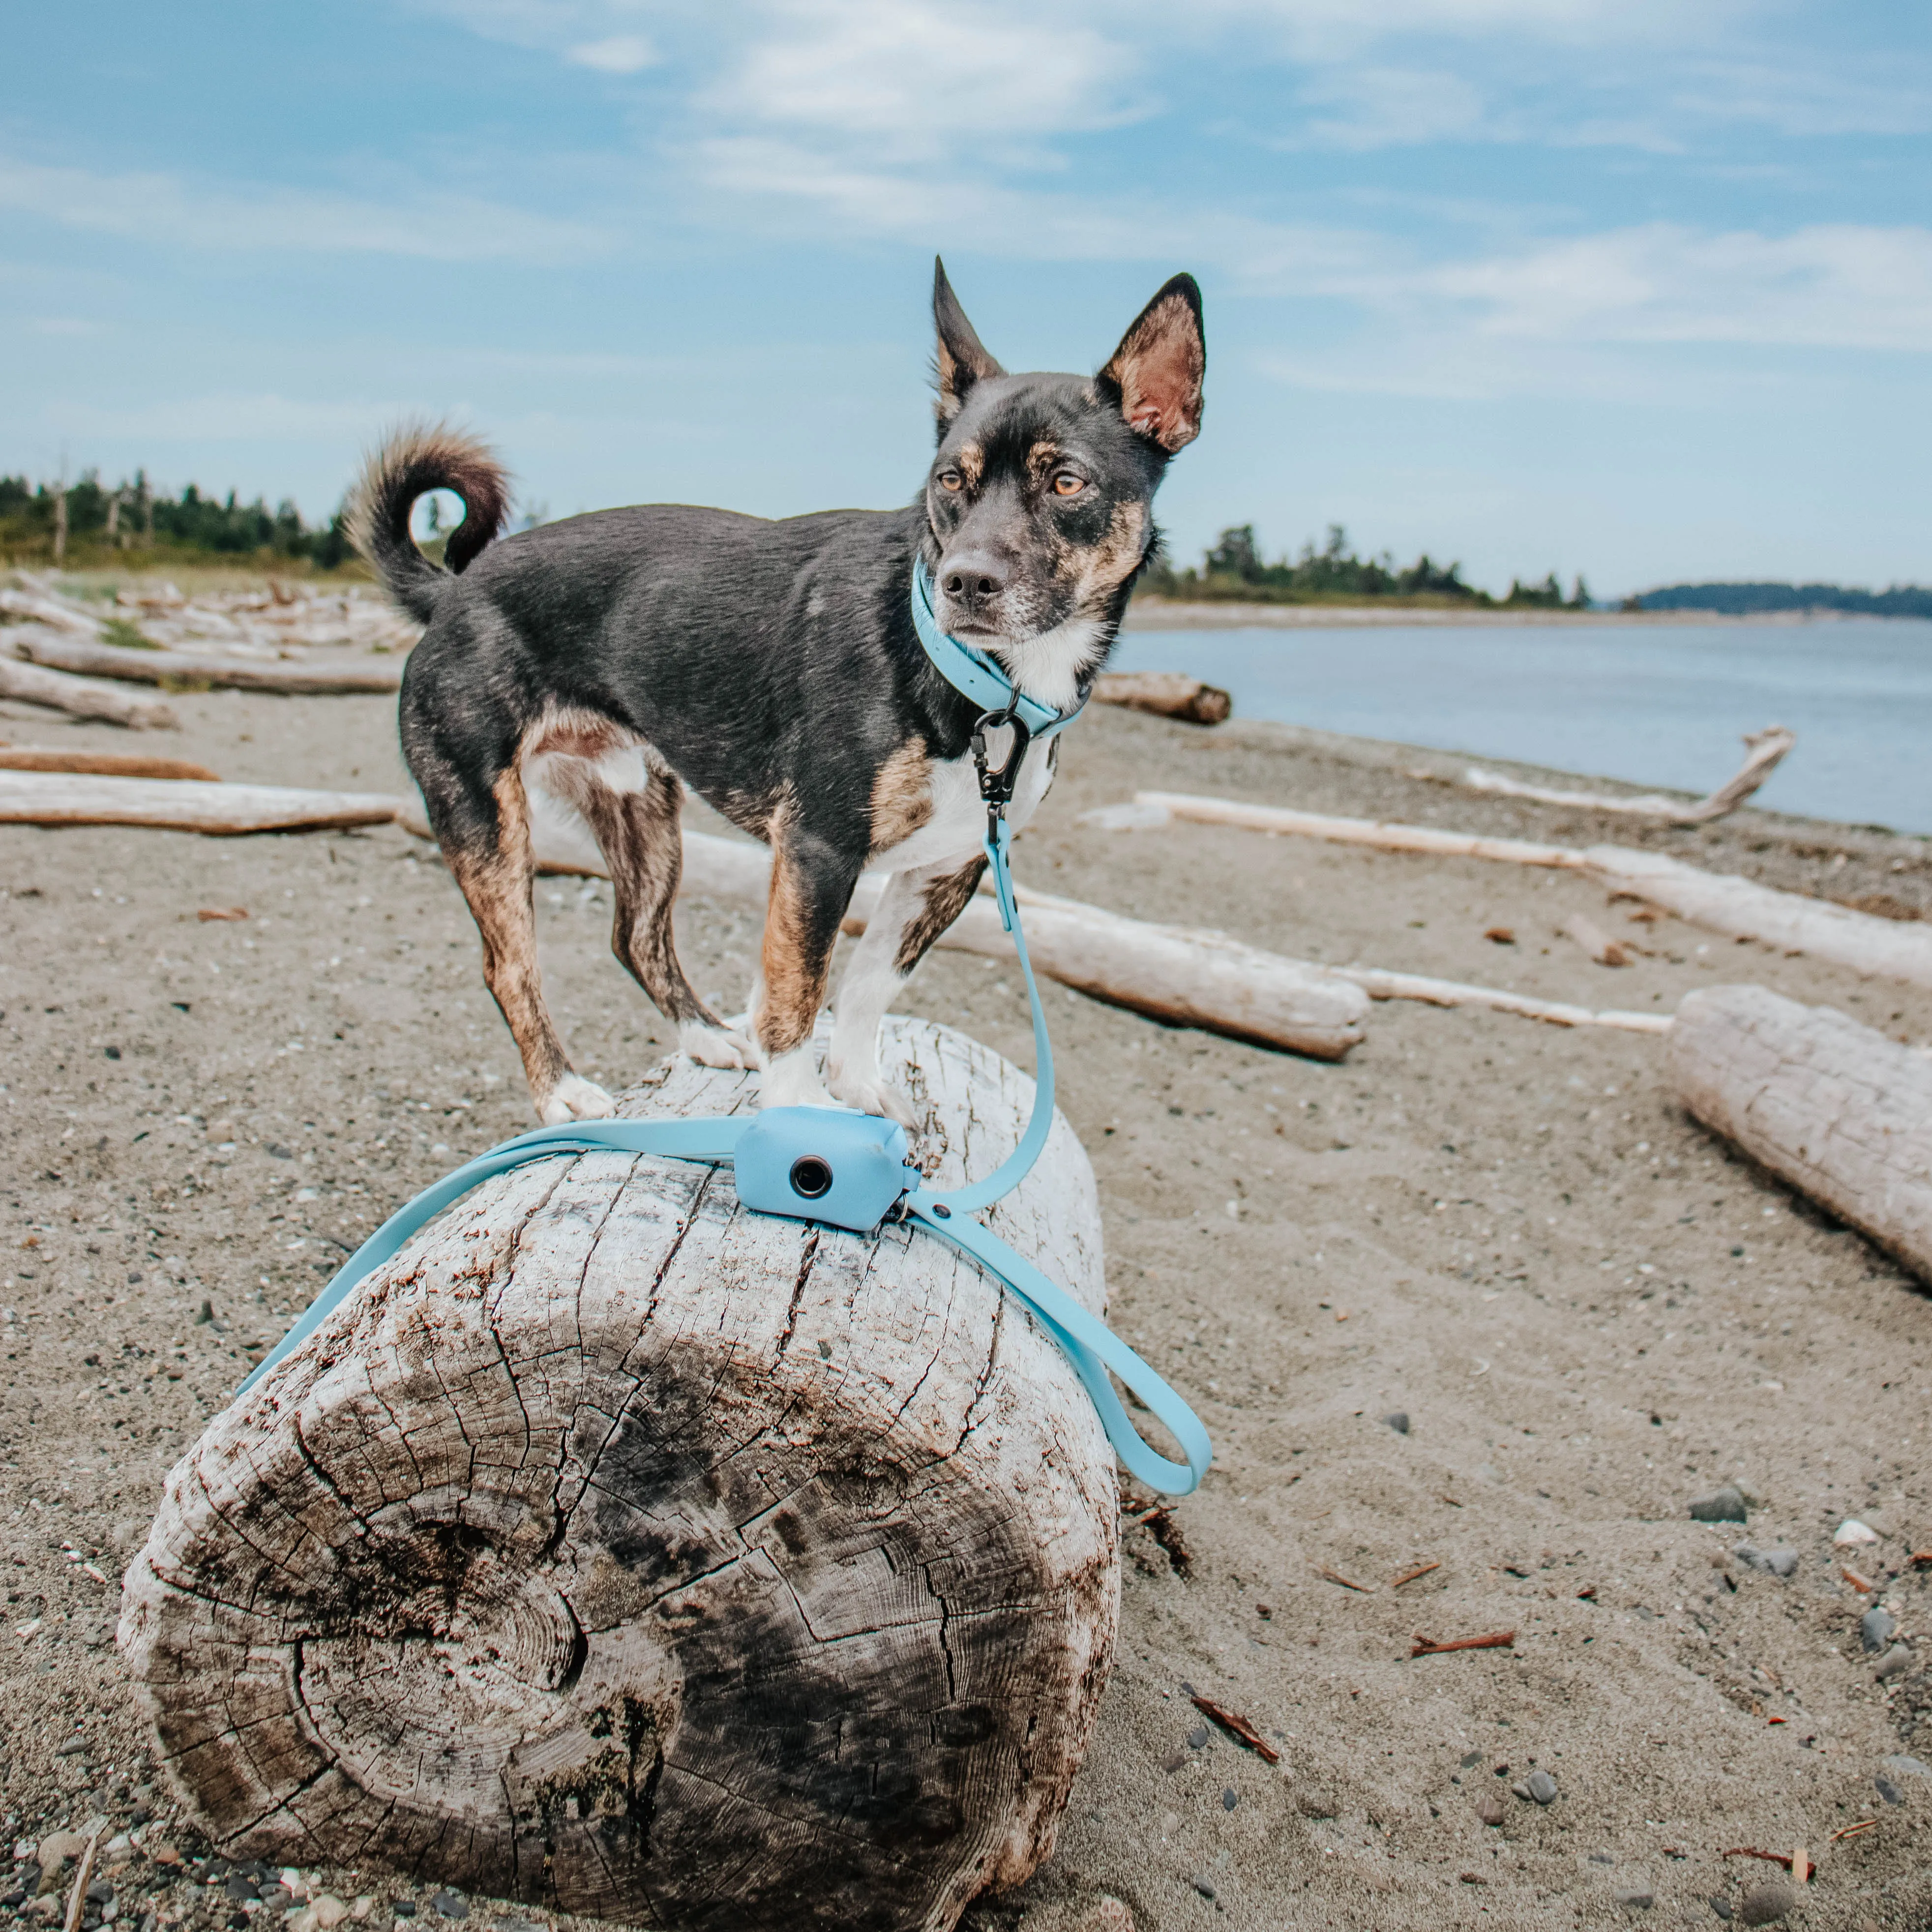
567,32 -> 656,73
1432,222 -> 1932,352
0,156 -> 612,264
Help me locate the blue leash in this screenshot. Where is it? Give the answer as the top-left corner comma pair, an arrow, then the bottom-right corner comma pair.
237,561 -> 1211,1496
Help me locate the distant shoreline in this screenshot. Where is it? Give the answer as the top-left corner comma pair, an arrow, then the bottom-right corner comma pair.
1120,599 -> 1920,631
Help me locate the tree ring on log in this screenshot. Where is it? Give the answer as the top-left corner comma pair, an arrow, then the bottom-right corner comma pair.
120,1019 -> 1120,1932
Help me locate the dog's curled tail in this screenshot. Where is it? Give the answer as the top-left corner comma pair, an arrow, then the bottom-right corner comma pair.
346,422 -> 510,624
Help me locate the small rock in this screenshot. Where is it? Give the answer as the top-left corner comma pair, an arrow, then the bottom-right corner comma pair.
38,1832 -> 87,1870
1382,1411 -> 1409,1434
1873,1643 -> 1913,1681
1296,1787 -> 1339,1820
1884,1753 -> 1930,1779
1732,1544 -> 1798,1578
392,1909 -> 416,1921
1221,1788 -> 1237,1812
1708,1898 -> 1733,1922
1689,1486 -> 1748,1523
1511,1782 -> 1532,1801
1189,1876 -> 1216,1901
1737,1880 -> 1793,1926
1861,1606 -> 1896,1653
428,1895 -> 468,1923
1833,1518 -> 1879,1546
311,1897 -> 349,1930
1187,1725 -> 1209,1750
1471,1793 -> 1505,1827
1613,1888 -> 1653,1910
1524,1769 -> 1558,1805
1161,1748 -> 1188,1773
223,1876 -> 259,1903
27,1899 -> 60,1925
1874,1776 -> 1902,1806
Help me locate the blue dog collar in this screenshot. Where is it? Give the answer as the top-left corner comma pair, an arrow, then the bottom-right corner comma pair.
910,556 -> 1083,741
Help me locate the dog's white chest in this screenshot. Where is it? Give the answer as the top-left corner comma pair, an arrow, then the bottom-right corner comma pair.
871,729 -> 1055,876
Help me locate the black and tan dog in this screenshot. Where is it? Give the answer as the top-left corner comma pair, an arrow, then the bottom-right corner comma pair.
351,261 -> 1204,1126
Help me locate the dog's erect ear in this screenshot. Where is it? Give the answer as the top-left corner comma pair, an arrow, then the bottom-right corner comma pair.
1099,273 -> 1205,453
932,256 -> 1004,427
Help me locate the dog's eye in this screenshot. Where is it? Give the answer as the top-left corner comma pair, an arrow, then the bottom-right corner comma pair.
1052,473 -> 1086,497
938,470 -> 963,493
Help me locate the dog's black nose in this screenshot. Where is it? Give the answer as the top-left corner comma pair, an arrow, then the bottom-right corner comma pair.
941,552 -> 1008,609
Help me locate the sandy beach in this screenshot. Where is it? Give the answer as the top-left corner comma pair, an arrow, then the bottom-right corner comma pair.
1,688 -> 1928,1932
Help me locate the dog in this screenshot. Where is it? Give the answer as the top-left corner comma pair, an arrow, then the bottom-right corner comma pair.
350,259 -> 1204,1127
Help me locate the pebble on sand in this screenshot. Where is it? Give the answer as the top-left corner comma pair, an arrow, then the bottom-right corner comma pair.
1875,1775 -> 1903,1806
1382,1411 -> 1410,1434
1731,1544 -> 1797,1578
1873,1643 -> 1913,1681
1861,1606 -> 1896,1653
1523,1769 -> 1558,1805
1736,1880 -> 1794,1925
1471,1793 -> 1505,1827
1689,1486 -> 1748,1523
1833,1518 -> 1879,1546
1612,1886 -> 1654,1910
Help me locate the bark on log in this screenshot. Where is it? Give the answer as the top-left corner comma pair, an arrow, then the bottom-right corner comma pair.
120,1019 -> 1120,1932
1125,791 -> 1932,990
0,651 -> 179,729
0,748 -> 219,781
14,630 -> 403,694
1092,672 -> 1231,725
1668,984 -> 1932,1284
0,771 -> 405,832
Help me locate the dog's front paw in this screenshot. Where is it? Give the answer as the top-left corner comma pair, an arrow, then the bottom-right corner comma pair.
679,1019 -> 761,1070
827,1065 -> 920,1129
759,1046 -> 840,1112
538,1073 -> 616,1124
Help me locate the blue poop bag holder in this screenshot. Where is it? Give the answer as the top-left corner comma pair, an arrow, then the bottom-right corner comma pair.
239,559 -> 1211,1496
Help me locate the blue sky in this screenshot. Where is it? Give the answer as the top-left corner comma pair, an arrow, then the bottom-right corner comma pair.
3,0 -> 1929,595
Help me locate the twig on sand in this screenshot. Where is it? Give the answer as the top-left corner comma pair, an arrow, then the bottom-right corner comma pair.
62,1826 -> 103,1932
1190,1696 -> 1280,1764
1315,1565 -> 1374,1593
1829,1820 -> 1876,1844
1722,1847 -> 1815,1879
1389,1561 -> 1440,1588
1411,1630 -> 1515,1658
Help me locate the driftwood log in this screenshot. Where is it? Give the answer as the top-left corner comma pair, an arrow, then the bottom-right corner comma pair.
1122,791 -> 1932,991
400,798 -> 1373,1060
0,771 -> 403,833
0,651 -> 178,729
14,629 -> 403,694
1668,984 -> 1932,1285
1463,726 -> 1795,824
0,748 -> 220,781
1092,671 -> 1231,725
120,1018 -> 1121,1932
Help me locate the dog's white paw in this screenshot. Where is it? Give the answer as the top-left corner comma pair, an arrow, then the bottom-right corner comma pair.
759,1046 -> 840,1112
827,1065 -> 919,1129
680,1018 -> 761,1070
538,1073 -> 616,1124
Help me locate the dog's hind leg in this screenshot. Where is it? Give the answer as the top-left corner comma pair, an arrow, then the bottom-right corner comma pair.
444,769 -> 615,1125
754,818 -> 866,1110
826,855 -> 984,1127
577,768 -> 758,1070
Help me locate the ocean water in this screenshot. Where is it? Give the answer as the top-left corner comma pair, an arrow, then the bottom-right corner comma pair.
1112,619 -> 1932,835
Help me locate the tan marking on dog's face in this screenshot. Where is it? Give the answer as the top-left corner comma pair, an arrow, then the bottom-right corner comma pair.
868,738 -> 933,856
938,443 -> 983,493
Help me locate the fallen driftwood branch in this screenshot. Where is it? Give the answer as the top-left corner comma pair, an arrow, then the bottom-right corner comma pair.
424,796 -> 1372,1061
0,587 -> 100,634
0,652 -> 178,729
1463,726 -> 1794,824
1332,965 -> 1670,1035
0,772 -> 404,833
1668,984 -> 1932,1286
123,1018 -> 1119,1932
1116,791 -> 1932,991
0,748 -> 218,781
1189,1696 -> 1279,1763
13,630 -> 403,694
1092,671 -> 1231,725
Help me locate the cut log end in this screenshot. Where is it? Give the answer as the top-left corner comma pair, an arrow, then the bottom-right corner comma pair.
1093,672 -> 1231,725
120,1018 -> 1120,1932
